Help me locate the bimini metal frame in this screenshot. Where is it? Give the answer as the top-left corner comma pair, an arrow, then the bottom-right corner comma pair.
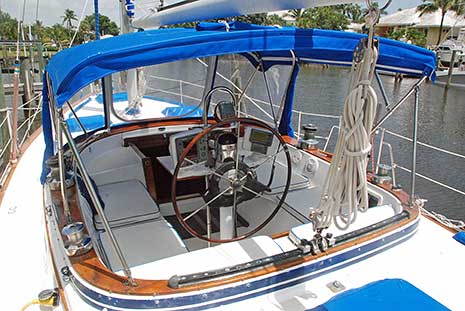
371,75 -> 427,205
47,75 -> 136,287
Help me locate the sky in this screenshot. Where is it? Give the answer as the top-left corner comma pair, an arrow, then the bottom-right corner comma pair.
1,0 -> 423,27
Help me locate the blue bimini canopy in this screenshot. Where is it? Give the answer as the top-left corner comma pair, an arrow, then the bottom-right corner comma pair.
45,22 -> 436,109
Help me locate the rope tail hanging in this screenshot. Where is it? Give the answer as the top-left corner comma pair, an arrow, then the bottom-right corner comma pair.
315,5 -> 380,231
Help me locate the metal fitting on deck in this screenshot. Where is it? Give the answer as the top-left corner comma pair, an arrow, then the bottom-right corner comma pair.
62,222 -> 93,257
373,163 -> 393,186
299,124 -> 319,150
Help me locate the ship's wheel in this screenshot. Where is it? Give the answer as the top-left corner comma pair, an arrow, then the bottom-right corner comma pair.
171,117 -> 292,243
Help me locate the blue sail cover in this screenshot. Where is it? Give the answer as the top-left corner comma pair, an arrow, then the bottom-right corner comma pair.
41,22 -> 436,183
309,279 -> 449,311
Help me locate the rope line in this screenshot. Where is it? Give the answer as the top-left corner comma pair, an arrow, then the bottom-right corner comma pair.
317,9 -> 380,230
421,207 -> 465,230
69,0 -> 90,47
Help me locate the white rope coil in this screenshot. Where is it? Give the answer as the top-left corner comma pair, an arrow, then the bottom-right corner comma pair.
316,25 -> 379,230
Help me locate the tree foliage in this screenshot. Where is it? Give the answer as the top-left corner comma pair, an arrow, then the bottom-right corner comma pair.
297,6 -> 350,30
80,14 -> 120,39
286,9 -> 305,24
387,28 -> 428,47
235,13 -> 269,25
44,24 -> 71,49
0,9 -> 119,49
0,3 -> 397,50
335,4 -> 364,23
168,5 -> 355,31
62,9 -> 77,29
265,14 -> 289,26
0,10 -> 18,40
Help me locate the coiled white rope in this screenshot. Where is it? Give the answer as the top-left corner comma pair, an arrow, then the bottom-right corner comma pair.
316,9 -> 379,231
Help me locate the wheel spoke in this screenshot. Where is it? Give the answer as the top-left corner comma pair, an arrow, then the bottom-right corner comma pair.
234,149 -> 284,186
232,189 -> 238,238
184,156 -> 234,185
183,186 -> 232,222
172,116 -> 291,243
241,185 -> 280,206
250,149 -> 285,172
183,158 -> 208,167
235,121 -> 241,176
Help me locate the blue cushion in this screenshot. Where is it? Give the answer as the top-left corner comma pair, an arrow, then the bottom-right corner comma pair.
309,279 -> 450,311
453,231 -> 465,246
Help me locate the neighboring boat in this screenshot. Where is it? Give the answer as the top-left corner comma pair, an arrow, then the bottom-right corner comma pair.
436,39 -> 465,67
432,34 -> 465,88
2,1 -> 465,311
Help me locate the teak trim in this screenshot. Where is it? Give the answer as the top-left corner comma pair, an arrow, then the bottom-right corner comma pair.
55,186 -> 419,295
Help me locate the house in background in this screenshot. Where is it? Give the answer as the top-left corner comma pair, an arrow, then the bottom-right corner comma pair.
377,7 -> 465,47
268,10 -> 297,25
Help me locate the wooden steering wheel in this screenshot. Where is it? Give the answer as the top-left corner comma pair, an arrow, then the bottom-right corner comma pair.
171,117 -> 292,243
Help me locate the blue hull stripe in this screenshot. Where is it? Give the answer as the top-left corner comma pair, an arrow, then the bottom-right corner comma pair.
71,219 -> 419,310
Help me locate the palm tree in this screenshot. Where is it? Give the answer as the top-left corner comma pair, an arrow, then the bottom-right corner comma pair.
417,0 -> 465,45
286,9 -> 305,24
62,9 -> 78,29
32,20 -> 44,40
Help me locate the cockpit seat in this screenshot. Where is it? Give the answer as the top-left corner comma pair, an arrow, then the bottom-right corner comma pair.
94,179 -> 161,230
77,178 -> 188,272
100,218 -> 187,272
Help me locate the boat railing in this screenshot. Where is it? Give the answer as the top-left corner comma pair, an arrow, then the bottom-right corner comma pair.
311,113 -> 465,198
0,92 -> 42,188
146,73 -> 342,130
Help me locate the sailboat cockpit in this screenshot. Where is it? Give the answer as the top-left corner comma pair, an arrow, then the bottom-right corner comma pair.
41,20 -> 437,309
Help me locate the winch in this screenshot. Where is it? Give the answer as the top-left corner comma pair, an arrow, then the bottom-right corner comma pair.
62,222 -> 93,257
373,163 -> 393,186
299,124 -> 319,150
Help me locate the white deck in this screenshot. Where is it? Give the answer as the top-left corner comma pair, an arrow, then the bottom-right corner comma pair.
1,135 -> 464,310
0,135 -> 64,311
